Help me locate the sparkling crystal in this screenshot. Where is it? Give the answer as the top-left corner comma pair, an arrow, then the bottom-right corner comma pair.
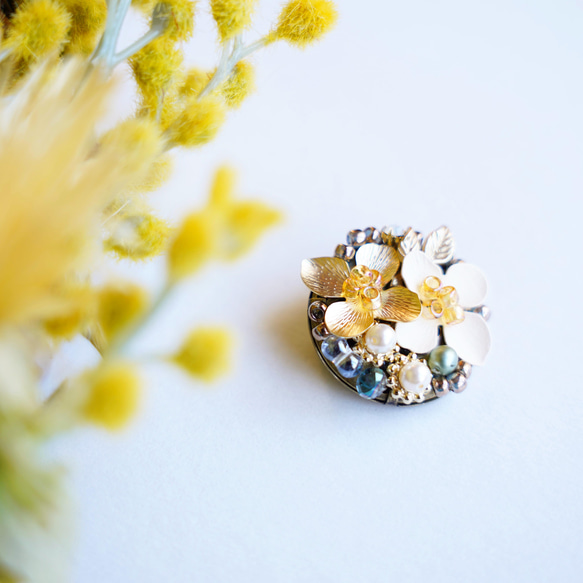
347,229 -> 366,246
382,225 -> 404,238
334,244 -> 347,259
344,246 -> 356,261
335,243 -> 356,261
308,301 -> 326,322
336,352 -> 364,378
356,366 -> 387,399
364,227 -> 382,243
321,336 -> 350,362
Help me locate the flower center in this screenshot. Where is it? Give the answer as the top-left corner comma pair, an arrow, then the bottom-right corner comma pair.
342,265 -> 383,311
418,276 -> 464,325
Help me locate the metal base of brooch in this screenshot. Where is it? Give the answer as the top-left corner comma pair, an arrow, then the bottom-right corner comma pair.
302,226 -> 491,405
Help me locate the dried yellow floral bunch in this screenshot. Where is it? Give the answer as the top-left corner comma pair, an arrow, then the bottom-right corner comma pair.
0,1 -> 337,580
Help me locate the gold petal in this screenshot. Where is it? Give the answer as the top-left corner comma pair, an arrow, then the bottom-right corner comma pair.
374,286 -> 422,322
324,300 -> 374,338
355,244 -> 400,284
301,257 -> 350,298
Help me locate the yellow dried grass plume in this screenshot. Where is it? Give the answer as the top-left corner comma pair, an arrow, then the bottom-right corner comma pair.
0,61 -> 148,325
82,361 -> 140,430
272,0 -> 338,48
221,60 -> 255,108
60,0 -> 108,56
5,0 -> 71,63
158,0 -> 197,42
172,327 -> 231,381
210,0 -> 257,41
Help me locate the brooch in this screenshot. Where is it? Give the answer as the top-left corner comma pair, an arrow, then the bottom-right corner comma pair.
301,226 -> 491,405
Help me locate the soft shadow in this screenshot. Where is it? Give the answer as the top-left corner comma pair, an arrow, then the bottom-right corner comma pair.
263,295 -> 343,395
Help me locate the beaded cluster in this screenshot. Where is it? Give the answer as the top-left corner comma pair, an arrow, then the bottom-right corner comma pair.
303,226 -> 491,406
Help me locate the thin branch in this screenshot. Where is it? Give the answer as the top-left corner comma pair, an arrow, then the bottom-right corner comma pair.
111,25 -> 164,67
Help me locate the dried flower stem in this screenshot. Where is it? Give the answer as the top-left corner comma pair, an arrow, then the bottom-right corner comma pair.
93,1 -> 170,71
198,34 -> 269,99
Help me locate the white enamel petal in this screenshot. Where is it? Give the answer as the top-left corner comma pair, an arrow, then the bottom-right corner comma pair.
443,312 -> 491,365
401,250 -> 443,293
395,318 -> 440,354
443,262 -> 488,309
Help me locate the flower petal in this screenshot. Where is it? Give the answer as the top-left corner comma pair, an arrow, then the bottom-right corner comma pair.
401,250 -> 443,293
301,257 -> 350,298
355,243 -> 400,284
443,262 -> 488,309
395,318 -> 439,354
324,300 -> 374,338
374,286 -> 422,322
443,312 -> 491,365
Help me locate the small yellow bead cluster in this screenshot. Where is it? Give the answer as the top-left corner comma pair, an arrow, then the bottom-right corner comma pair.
419,276 -> 465,325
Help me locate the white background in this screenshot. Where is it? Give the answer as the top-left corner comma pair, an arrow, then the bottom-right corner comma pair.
60,1 -> 583,581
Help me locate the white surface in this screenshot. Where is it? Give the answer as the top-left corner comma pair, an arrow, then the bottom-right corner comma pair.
60,1 -> 583,582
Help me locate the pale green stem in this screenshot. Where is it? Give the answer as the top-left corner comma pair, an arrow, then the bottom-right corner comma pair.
111,25 -> 164,67
198,35 -> 269,100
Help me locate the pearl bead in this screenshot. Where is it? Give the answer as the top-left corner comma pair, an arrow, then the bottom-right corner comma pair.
364,324 -> 396,355
399,361 -> 432,394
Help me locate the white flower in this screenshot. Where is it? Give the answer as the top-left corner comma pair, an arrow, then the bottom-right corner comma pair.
395,250 -> 491,365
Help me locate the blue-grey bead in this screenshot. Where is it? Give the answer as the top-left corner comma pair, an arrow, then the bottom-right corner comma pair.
321,336 -> 350,362
356,366 -> 387,400
336,352 -> 364,378
427,345 -> 459,376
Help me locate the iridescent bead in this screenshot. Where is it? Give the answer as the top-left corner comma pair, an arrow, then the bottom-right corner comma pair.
447,371 -> 468,393
427,345 -> 459,376
347,229 -> 366,246
312,323 -> 329,341
334,243 -> 355,261
356,366 -> 387,399
432,377 -> 450,397
336,352 -> 364,378
308,300 -> 326,322
364,227 -> 382,243
321,336 -> 350,362
459,360 -> 472,379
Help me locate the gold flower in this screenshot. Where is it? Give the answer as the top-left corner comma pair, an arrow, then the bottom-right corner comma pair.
301,244 -> 421,338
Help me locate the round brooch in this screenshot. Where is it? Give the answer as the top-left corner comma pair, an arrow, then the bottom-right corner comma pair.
301,226 -> 491,405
